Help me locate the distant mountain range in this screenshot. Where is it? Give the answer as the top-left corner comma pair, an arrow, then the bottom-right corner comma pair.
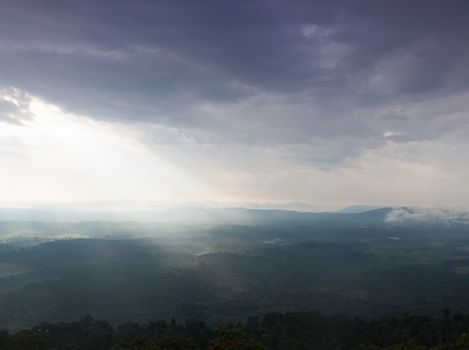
336,205 -> 384,213
0,205 -> 468,226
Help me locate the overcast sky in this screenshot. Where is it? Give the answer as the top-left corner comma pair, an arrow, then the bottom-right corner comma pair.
1,0 -> 469,210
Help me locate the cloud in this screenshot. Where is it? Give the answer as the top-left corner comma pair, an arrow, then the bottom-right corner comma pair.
1,88 -> 469,208
1,1 -> 468,134
0,87 -> 34,125
1,1 -> 469,207
386,207 -> 469,225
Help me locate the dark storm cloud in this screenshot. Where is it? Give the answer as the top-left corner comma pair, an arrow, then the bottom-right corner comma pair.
1,0 -> 469,151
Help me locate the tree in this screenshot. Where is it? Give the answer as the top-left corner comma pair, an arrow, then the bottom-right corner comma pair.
208,328 -> 266,350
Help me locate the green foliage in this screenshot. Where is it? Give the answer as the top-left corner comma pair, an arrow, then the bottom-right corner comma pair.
155,335 -> 197,350
208,328 -> 265,350
5,330 -> 46,350
4,221 -> 469,345
4,236 -> 469,330
2,310 -> 469,350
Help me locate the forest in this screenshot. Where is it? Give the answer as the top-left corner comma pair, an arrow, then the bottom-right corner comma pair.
2,209 -> 469,348
2,310 -> 469,349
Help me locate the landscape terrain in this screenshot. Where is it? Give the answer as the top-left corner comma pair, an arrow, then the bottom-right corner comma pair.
2,0 -> 469,348
1,207 -> 469,335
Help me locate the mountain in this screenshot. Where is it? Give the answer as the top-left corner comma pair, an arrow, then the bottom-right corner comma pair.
337,205 -> 385,214
0,206 -> 392,224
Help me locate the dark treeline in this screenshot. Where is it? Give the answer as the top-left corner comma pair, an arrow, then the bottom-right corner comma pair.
2,310 -> 469,350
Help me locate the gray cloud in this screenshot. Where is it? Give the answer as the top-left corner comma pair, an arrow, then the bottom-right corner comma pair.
1,0 -> 469,166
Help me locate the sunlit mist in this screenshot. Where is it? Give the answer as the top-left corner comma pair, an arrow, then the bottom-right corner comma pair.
0,88 -> 214,205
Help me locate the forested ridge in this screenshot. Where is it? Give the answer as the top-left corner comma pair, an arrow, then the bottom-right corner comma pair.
2,310 -> 469,350
3,218 -> 469,330
3,216 -> 469,348
4,235 -> 469,330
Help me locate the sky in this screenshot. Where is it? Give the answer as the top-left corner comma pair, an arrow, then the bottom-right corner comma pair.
1,0 -> 469,211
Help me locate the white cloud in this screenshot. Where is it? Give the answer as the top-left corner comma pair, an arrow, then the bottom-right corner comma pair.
386,207 -> 469,225
0,90 -> 215,206
1,88 -> 469,210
